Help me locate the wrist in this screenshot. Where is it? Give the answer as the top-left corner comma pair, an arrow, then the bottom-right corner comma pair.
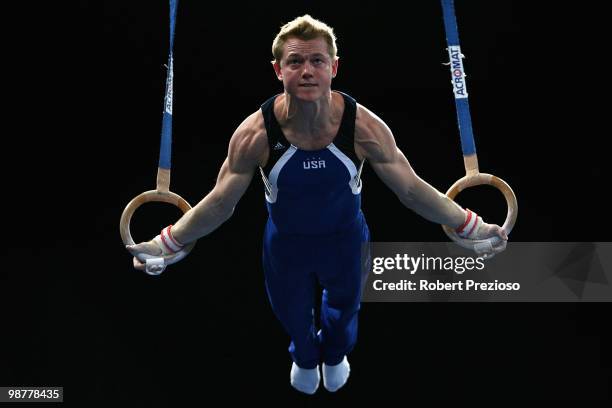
455,209 -> 482,239
155,224 -> 185,254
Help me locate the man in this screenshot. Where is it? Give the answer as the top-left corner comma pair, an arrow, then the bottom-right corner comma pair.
127,15 -> 507,394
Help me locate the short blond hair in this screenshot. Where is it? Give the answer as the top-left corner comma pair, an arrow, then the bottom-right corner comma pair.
271,15 -> 338,65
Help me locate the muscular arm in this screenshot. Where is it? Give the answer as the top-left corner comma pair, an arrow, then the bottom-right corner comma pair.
171,111 -> 268,244
354,104 -> 466,229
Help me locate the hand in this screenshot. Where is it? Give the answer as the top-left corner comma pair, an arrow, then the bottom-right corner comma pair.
125,225 -> 186,273
126,240 -> 162,272
473,221 -> 508,242
472,220 -> 508,258
456,209 -> 509,258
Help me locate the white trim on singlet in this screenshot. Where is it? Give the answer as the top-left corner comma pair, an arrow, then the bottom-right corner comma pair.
327,143 -> 363,194
260,145 -> 298,203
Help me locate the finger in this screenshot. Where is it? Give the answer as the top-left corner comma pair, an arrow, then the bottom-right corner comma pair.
492,240 -> 507,254
133,256 -> 146,271
126,241 -> 161,256
476,238 -> 506,259
498,227 -> 508,241
475,247 -> 495,260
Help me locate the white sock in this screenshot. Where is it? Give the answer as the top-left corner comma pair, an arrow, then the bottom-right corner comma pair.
322,356 -> 350,392
290,362 -> 320,395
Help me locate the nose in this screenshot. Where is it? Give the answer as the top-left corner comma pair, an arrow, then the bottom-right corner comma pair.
301,61 -> 314,78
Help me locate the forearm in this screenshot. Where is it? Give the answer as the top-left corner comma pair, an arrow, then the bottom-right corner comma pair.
400,177 -> 466,229
171,193 -> 234,245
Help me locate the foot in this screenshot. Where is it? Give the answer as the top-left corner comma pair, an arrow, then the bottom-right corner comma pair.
322,356 -> 350,392
290,362 -> 320,394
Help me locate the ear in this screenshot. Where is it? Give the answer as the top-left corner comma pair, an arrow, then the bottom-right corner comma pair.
331,57 -> 339,78
272,61 -> 283,81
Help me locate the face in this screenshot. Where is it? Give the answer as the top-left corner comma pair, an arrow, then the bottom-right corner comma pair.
273,36 -> 338,101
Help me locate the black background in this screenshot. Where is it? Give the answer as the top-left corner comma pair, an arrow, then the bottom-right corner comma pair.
2,1 -> 610,405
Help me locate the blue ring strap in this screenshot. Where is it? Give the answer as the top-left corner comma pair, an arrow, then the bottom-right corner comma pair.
159,0 -> 178,170
441,0 -> 476,157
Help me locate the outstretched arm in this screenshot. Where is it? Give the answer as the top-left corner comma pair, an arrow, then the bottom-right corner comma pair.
127,110 -> 268,270
354,104 -> 507,241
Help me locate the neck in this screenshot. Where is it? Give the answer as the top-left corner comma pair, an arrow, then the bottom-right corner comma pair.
282,90 -> 334,135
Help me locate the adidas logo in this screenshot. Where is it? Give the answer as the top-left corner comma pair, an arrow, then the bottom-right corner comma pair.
273,142 -> 285,151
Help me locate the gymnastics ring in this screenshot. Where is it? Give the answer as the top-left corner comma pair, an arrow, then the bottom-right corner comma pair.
441,169 -> 518,254
120,185 -> 196,270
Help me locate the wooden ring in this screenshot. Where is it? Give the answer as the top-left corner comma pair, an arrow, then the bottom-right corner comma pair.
441,173 -> 518,251
120,190 -> 195,265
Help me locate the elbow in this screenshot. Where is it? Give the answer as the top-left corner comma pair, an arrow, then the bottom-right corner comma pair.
397,180 -> 419,207
398,190 -> 416,209
207,192 -> 235,221
217,198 -> 236,221
221,205 -> 235,221
215,199 -> 235,221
